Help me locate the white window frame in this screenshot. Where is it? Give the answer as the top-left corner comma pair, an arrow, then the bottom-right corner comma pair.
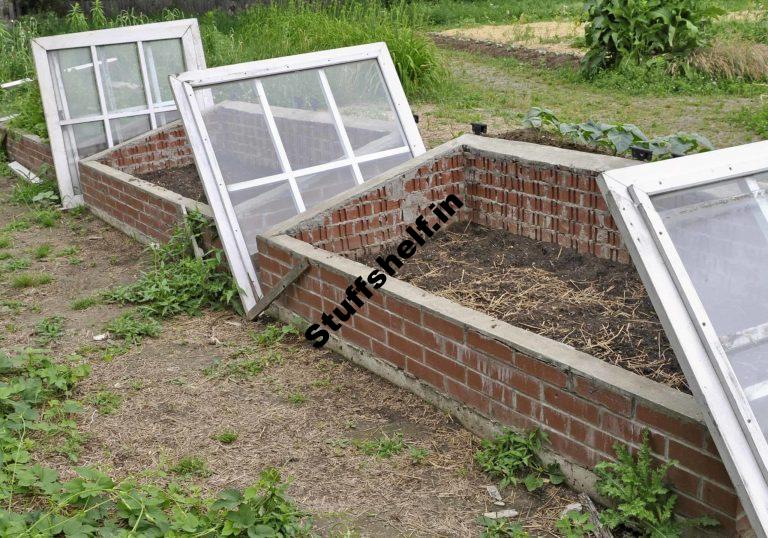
170,42 -> 426,315
32,19 -> 206,208
599,141 -> 768,537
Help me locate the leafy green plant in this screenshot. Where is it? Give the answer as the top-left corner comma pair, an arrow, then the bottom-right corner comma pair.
556,510 -> 595,538
289,392 -> 307,406
213,430 -> 239,444
33,243 -> 52,259
105,215 -> 241,317
252,323 -> 299,346
355,432 -> 405,457
409,446 -> 429,464
170,455 -> 212,478
475,428 -> 564,492
70,295 -> 99,310
30,208 -> 60,228
582,0 -> 724,74
3,257 -> 30,272
85,390 -> 122,415
11,272 -> 52,288
104,311 -> 161,344
524,107 -> 714,160
9,178 -> 59,206
35,315 -> 65,345
478,516 -> 529,538
595,430 -> 718,537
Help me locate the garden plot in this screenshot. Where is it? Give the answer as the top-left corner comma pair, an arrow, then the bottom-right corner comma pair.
0,174 -> 582,537
438,21 -> 585,57
397,222 -> 684,391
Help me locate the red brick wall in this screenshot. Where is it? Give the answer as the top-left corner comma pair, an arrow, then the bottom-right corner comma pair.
96,121 -> 194,176
2,127 -> 54,176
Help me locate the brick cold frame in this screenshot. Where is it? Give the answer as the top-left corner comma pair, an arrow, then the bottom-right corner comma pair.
0,119 -> 753,535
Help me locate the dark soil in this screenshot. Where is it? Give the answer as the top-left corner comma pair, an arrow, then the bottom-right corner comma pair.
139,164 -> 205,203
492,127 -> 617,157
431,33 -> 581,69
397,223 -> 687,392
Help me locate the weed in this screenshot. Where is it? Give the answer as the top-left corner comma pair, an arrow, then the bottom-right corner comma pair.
556,510 -> 595,538
70,295 -> 99,310
105,215 -> 241,317
9,177 -> 59,205
57,245 -> 79,257
104,311 -> 161,344
0,235 -> 11,248
0,299 -> 24,314
204,351 -> 283,378
68,256 -> 83,266
253,323 -> 299,346
355,432 -> 405,458
30,208 -> 60,227
3,217 -> 31,232
213,430 -> 239,444
595,430 -> 718,536
477,516 -> 529,538
129,379 -> 145,390
736,100 -> 768,139
170,455 -> 212,477
11,272 -> 52,288
0,252 -> 11,261
75,344 -> 99,355
409,446 -> 429,464
67,205 -> 87,218
35,315 -> 65,344
85,390 -> 122,415
475,429 -> 565,492
3,257 -> 30,271
32,243 -> 52,259
289,392 -> 307,406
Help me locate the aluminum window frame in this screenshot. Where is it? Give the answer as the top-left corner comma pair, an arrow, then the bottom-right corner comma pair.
599,141 -> 768,536
32,19 -> 206,208
170,42 -> 426,315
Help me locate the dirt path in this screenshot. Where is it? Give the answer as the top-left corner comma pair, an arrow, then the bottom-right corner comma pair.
0,174 -> 582,536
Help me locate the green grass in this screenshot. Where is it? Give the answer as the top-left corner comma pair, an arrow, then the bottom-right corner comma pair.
104,311 -> 161,344
735,100 -> 768,138
30,208 -> 60,228
0,236 -> 11,249
85,390 -> 122,415
3,257 -> 30,272
70,296 -> 100,310
11,272 -> 52,288
170,456 -> 212,477
33,243 -> 52,259
212,430 -> 239,444
354,432 -> 405,458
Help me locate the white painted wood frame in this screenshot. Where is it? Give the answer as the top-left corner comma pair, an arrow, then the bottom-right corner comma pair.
599,141 -> 768,537
170,42 -> 426,314
32,19 -> 206,208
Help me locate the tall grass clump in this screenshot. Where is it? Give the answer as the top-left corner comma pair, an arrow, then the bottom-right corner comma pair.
199,0 -> 445,98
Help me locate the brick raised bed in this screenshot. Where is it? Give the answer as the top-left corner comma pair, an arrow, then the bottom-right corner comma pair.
1,124 -> 55,176
256,135 -> 752,536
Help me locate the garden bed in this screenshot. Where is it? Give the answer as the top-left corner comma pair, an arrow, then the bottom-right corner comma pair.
492,128 -> 616,157
396,223 -> 685,391
139,164 -> 205,204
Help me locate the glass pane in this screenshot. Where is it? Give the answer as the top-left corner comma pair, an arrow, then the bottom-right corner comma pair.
69,121 -> 108,158
230,181 -> 298,254
156,109 -> 180,125
144,39 -> 185,105
359,152 -> 411,180
325,60 -> 405,156
110,115 -> 151,145
296,166 -> 357,210
96,43 -> 147,114
49,48 -> 101,120
195,81 -> 283,185
653,171 -> 768,433
261,70 -> 345,170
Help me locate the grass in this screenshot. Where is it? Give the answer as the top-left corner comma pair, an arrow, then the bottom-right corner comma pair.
0,235 -> 11,249
30,208 -> 60,228
85,390 -> 123,415
33,243 -> 52,259
11,272 -> 52,288
170,456 -> 212,477
3,257 -> 30,272
736,100 -> 768,138
354,432 -> 406,458
70,295 -> 100,310
213,430 -> 239,444
104,311 -> 161,344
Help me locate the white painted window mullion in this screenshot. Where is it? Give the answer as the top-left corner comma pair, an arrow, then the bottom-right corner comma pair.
136,41 -> 157,130
318,68 -> 364,184
90,45 -> 114,147
254,79 -> 305,212
226,172 -> 292,193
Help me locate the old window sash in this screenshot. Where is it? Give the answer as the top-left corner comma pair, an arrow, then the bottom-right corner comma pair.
599,141 -> 768,537
170,43 -> 425,314
32,19 -> 206,208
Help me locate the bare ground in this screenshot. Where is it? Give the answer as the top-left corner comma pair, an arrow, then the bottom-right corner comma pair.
0,174 -> 583,537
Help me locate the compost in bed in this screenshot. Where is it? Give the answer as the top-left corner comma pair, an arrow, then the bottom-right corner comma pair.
396,223 -> 686,392
139,165 -> 205,203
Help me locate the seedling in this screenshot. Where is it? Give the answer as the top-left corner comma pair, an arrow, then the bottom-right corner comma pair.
213,430 -> 239,444
11,272 -> 52,288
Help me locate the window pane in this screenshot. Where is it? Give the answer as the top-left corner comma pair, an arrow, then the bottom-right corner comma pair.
69,121 -> 108,158
653,172 -> 768,433
296,166 -> 357,210
156,109 -> 180,125
97,43 -> 146,114
110,115 -> 151,145
144,38 -> 185,105
195,81 -> 283,185
325,60 -> 405,156
262,70 -> 345,170
49,48 -> 101,120
230,181 -> 298,254
359,152 -> 411,180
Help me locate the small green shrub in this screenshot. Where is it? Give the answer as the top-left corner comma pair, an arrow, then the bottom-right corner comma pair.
11,272 -> 52,288
105,311 -> 161,344
524,107 -> 714,159
35,315 -> 65,345
355,432 -> 405,457
556,510 -> 595,538
475,428 -> 564,492
582,0 -> 724,74
595,430 -> 718,537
